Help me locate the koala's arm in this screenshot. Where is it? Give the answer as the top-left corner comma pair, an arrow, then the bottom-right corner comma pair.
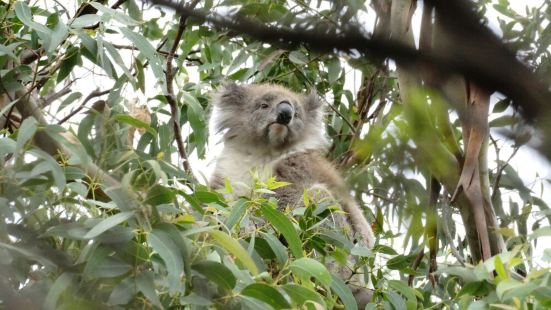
275,151 -> 375,248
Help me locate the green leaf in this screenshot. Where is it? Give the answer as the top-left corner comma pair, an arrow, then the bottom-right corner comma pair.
288,50 -> 308,65
494,255 -> 508,280
108,278 -> 137,305
126,0 -> 143,21
120,27 -> 165,85
489,115 -> 518,127
350,245 -> 374,257
210,230 -> 258,275
71,14 -> 101,28
148,228 -> 184,294
149,224 -> 189,274
289,257 -> 332,286
44,273 -> 73,310
145,184 -> 175,205
388,280 -> 422,303
327,58 -> 341,84
135,58 -> 145,92
49,20 -> 68,54
259,203 -> 303,258
197,191 -> 220,203
15,2 -> 51,34
0,138 -> 16,157
373,244 -> 398,255
15,117 -> 37,157
241,283 -> 291,310
386,290 -> 407,310
57,46 -> 81,83
180,293 -> 213,306
136,272 -> 163,309
84,211 -> 134,239
457,281 -> 493,297
192,261 -> 236,292
87,256 -> 132,279
227,49 -> 250,75
182,91 -> 207,155
104,41 -> 134,81
330,274 -> 357,310
114,114 -> 157,135
282,284 -> 326,308
225,198 -> 249,230
90,2 -> 140,26
28,148 -> 66,190
492,99 -> 510,113
261,232 -> 288,265
0,97 -> 17,117
496,279 -> 524,301
0,42 -> 23,59
387,254 -> 411,270
530,226 -> 551,239
58,92 -> 82,111
0,242 -> 56,268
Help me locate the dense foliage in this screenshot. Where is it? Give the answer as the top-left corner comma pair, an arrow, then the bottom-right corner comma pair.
1,0 -> 551,309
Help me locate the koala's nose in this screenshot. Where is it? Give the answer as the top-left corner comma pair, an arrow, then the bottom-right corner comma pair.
276,101 -> 293,125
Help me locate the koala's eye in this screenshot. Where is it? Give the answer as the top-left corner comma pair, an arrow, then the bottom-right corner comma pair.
294,112 -> 299,118
260,103 -> 269,109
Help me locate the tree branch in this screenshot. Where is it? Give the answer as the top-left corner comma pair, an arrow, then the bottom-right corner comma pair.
164,0 -> 201,179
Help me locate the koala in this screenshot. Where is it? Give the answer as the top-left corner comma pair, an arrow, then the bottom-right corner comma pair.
209,82 -> 375,307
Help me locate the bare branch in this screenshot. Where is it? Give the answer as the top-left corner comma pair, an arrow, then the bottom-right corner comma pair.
408,249 -> 425,286
41,84 -> 72,108
58,89 -> 111,124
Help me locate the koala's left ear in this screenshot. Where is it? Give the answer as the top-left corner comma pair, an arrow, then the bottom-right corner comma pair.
305,89 -> 323,111
215,81 -> 247,106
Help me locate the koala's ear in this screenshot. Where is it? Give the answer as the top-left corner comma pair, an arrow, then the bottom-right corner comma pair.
215,81 -> 247,106
305,89 -> 323,111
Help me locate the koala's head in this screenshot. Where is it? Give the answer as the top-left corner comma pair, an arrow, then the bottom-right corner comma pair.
211,82 -> 327,154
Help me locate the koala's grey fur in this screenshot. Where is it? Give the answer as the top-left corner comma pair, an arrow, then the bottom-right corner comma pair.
209,82 -> 375,307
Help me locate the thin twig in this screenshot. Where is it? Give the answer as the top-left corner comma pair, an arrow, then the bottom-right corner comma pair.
408,249 -> 425,286
164,0 -> 201,178
41,84 -> 72,108
111,0 -> 128,10
58,89 -> 111,124
441,195 -> 466,266
490,136 -> 520,203
52,0 -> 71,19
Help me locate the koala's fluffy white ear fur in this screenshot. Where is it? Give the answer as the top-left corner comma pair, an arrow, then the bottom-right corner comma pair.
305,89 -> 323,111
214,81 -> 247,107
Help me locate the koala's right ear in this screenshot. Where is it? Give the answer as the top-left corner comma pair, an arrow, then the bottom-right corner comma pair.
305,89 -> 323,111
215,81 -> 247,106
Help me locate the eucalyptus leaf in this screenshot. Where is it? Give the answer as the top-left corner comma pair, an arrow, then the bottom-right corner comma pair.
210,230 -> 258,275
241,283 -> 291,310
84,211 -> 134,239
289,257 -> 332,286
260,203 -> 303,258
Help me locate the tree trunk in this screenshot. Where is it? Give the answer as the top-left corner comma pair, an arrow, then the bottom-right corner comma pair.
388,0 -> 503,262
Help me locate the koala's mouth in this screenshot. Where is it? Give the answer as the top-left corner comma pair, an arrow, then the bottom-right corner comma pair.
267,122 -> 290,145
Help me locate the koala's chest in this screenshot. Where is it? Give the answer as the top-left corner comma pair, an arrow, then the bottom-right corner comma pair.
215,151 -> 278,195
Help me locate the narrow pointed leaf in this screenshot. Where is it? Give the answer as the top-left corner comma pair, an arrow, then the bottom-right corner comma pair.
210,230 -> 258,275
260,203 -> 303,258
84,211 -> 134,239
241,283 -> 291,310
